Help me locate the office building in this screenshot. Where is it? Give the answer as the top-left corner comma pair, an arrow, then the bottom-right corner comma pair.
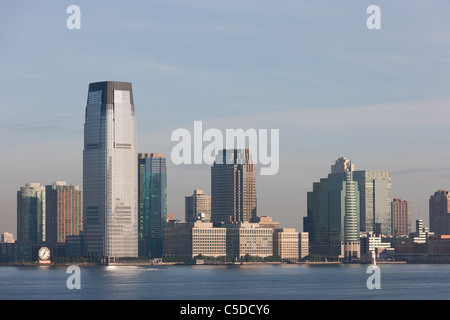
17,183 -> 46,244
138,153 -> 167,258
1,232 -> 14,243
185,190 -> 211,222
0,242 -> 32,263
211,149 -> 257,223
304,157 -> 360,260
429,190 -> 450,236
360,232 -> 392,259
254,216 -> 280,230
273,228 -> 299,261
410,219 -> 434,243
224,222 -> 273,259
298,232 -> 309,259
83,81 -> 138,260
45,181 -> 82,255
162,221 -> 226,258
353,170 -> 391,235
391,198 -> 409,237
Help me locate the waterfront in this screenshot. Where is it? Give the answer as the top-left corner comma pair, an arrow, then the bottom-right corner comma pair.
0,263 -> 449,300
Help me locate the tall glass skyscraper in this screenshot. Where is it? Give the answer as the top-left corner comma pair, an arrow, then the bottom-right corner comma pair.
138,153 -> 167,258
353,170 -> 391,235
211,149 -> 257,223
304,157 -> 360,260
17,183 -> 46,244
83,81 -> 138,260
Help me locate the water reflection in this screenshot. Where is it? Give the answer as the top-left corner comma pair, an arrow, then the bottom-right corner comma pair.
1,264 -> 450,300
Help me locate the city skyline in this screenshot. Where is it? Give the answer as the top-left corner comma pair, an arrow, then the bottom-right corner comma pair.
2,1 -> 450,236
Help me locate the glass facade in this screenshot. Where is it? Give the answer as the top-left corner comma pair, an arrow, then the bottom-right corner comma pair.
17,183 -> 46,244
138,153 -> 167,258
83,81 -> 138,260
429,190 -> 450,236
304,158 -> 360,259
353,170 -> 391,235
211,149 -> 257,223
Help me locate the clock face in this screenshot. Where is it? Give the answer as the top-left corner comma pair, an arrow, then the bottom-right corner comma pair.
39,247 -> 50,260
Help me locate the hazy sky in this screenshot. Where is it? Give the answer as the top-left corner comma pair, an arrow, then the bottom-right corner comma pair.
2,0 -> 450,235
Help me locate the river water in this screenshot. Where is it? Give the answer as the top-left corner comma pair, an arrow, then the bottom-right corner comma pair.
0,263 -> 448,300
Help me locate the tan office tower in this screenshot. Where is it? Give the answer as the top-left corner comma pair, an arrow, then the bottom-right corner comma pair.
273,228 -> 299,261
391,198 -> 409,237
211,149 -> 257,223
185,190 -> 211,222
45,181 -> 82,252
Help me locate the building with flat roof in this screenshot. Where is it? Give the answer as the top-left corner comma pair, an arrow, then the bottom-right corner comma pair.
391,198 -> 409,237
224,222 -> 273,259
163,221 -> 226,258
185,190 -> 211,222
273,228 -> 299,261
410,219 -> 434,243
1,232 -> 14,243
254,216 -> 280,230
17,183 -> 46,245
45,181 -> 82,255
353,170 -> 391,235
429,190 -> 450,236
299,232 -> 309,259
138,152 -> 167,258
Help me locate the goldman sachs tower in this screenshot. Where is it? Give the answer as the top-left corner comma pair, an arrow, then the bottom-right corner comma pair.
83,81 -> 138,261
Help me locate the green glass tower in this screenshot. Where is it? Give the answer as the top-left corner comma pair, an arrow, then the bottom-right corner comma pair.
304,157 -> 360,260
17,183 -> 46,245
138,153 -> 167,258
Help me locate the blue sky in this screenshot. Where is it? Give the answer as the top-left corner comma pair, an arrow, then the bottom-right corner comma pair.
1,0 -> 450,235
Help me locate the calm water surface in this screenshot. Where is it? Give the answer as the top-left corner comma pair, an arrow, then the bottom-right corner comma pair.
1,263 -> 449,300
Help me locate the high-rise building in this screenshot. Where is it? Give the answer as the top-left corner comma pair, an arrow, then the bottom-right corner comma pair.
185,190 -> 211,222
429,190 -> 450,236
138,153 -> 167,258
304,157 -> 360,260
391,198 -> 409,237
353,170 -> 391,235
45,181 -> 82,253
211,149 -> 257,223
83,81 -> 138,260
17,183 -> 46,244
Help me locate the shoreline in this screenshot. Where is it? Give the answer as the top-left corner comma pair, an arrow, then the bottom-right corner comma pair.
0,260 -> 415,267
